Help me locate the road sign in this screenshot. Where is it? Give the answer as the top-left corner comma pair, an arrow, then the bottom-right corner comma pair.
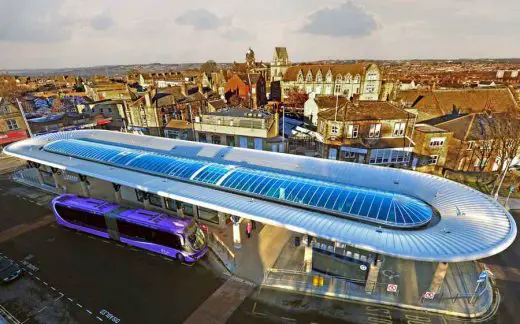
386,284 -> 398,292
477,271 -> 488,283
423,291 -> 436,300
360,265 -> 367,271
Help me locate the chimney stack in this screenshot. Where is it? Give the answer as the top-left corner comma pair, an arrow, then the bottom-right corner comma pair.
180,82 -> 187,97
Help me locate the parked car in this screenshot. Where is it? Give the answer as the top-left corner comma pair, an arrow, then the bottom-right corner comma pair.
0,257 -> 22,283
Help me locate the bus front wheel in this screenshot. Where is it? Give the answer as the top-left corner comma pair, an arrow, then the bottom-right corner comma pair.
176,253 -> 185,263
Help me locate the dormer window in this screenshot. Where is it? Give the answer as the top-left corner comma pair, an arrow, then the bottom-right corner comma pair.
316,71 -> 323,83
306,71 -> 313,82
354,74 -> 361,83
297,71 -> 304,82
345,74 -> 352,83
326,70 -> 333,82
335,74 -> 342,82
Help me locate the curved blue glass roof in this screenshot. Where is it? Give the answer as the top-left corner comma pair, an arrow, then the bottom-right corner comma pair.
43,139 -> 433,228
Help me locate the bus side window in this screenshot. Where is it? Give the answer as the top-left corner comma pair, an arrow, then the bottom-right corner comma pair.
57,205 -> 106,230
154,231 -> 182,250
117,220 -> 141,238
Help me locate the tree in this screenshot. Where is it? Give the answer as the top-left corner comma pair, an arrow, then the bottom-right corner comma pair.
472,114 -> 499,182
284,88 -> 308,109
200,60 -> 218,74
490,113 -> 520,195
0,75 -> 22,98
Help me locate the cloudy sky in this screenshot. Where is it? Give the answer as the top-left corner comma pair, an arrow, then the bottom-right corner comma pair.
1,0 -> 519,69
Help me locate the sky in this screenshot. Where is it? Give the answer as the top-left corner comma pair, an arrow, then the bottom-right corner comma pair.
1,0 -> 520,69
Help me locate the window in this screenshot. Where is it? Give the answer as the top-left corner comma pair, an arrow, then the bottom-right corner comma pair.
211,135 -> 221,145
346,124 -> 359,138
393,122 -> 405,136
334,84 -> 341,95
153,230 -> 182,250
345,75 -> 352,83
353,75 -> 360,83
56,205 -> 107,230
148,193 -> 163,207
100,108 -> 104,113
226,135 -> 235,146
369,124 -> 381,138
316,72 -> 323,83
197,207 -> 219,224
135,190 -> 145,202
367,72 -> 378,81
330,124 -> 339,136
198,133 -> 207,143
430,137 -> 445,147
164,198 -> 178,211
180,202 -> 194,216
336,75 -> 342,82
344,151 -> 355,159
467,141 -> 474,150
306,72 -> 313,82
108,108 -> 112,113
6,119 -> 18,130
428,155 -> 439,165
0,105 -> 10,114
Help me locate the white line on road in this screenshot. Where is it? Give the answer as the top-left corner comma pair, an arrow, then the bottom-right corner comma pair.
86,310 -> 93,315
51,287 -> 56,291
146,252 -> 156,257
116,244 -> 124,248
76,303 -> 83,308
96,316 -> 104,321
102,240 -> 110,244
88,236 -> 96,240
67,298 -> 73,302
54,293 -> 64,302
34,276 -> 40,281
130,248 -> 138,251
43,281 -> 48,286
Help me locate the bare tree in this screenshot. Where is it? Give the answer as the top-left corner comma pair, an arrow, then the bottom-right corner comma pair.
472,114 -> 499,182
490,113 -> 520,195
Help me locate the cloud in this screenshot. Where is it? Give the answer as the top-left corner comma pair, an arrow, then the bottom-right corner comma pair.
175,9 -> 230,30
300,1 -> 378,37
0,0 -> 74,42
221,27 -> 255,42
90,15 -> 114,31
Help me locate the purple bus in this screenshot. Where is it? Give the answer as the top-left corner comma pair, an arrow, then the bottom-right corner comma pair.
51,194 -> 207,263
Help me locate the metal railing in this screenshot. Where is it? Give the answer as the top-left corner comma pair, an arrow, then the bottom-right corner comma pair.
208,232 -> 236,273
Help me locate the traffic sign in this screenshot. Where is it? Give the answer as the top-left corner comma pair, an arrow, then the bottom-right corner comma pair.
423,291 -> 436,300
477,271 -> 488,283
360,265 -> 367,271
386,284 -> 398,292
509,185 -> 516,193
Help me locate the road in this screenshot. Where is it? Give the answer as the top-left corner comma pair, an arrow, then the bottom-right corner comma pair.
0,155 -> 518,323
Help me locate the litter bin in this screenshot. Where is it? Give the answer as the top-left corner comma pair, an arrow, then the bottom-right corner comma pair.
294,236 -> 301,247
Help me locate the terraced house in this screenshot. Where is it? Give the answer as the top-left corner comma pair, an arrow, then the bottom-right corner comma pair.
0,97 -> 29,151
281,63 -> 381,101
316,99 -> 415,165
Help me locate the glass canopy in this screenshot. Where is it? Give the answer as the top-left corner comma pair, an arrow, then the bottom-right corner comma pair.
44,139 -> 433,228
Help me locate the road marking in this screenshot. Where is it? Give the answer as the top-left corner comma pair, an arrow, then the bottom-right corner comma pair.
51,287 -> 56,291
163,257 -> 173,262
96,316 -> 104,321
54,293 -> 64,302
34,276 -> 40,281
146,252 -> 156,257
35,306 -> 47,315
67,297 -> 73,302
43,281 -> 48,286
88,236 -> 96,240
86,309 -> 93,315
76,303 -> 83,308
116,244 -> 124,248
130,248 -> 138,251
28,272 -> 33,276
102,240 -> 110,244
